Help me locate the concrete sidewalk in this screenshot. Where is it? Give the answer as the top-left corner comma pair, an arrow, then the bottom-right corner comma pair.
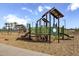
0,43 -> 50,56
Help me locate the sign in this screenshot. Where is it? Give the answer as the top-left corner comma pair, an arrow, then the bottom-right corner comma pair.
51,24 -> 58,36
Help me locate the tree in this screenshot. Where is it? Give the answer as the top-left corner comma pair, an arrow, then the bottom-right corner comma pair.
15,24 -> 26,33
13,22 -> 17,31
5,23 -> 8,30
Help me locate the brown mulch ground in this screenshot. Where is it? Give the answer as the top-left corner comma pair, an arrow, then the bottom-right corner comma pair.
0,32 -> 79,56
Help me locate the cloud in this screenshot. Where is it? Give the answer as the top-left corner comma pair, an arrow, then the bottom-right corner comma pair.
3,14 -> 28,25
38,5 -> 51,12
68,3 -> 79,11
21,7 -> 33,13
44,6 -> 51,10
21,7 -> 26,10
38,6 -> 44,12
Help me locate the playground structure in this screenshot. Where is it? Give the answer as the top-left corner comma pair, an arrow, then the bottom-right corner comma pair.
16,7 -> 74,43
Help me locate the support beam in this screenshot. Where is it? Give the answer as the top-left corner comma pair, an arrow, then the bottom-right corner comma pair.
39,20 -> 41,34
35,23 -> 38,35
53,17 -> 55,26
46,14 -> 48,27
46,14 -> 48,35
58,18 -> 60,43
49,13 -> 51,43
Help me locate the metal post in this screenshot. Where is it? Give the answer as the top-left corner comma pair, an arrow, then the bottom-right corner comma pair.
58,18 -> 60,43
46,14 -> 47,27
28,24 -> 31,40
62,26 -> 64,40
46,14 -> 48,34
49,13 -> 51,43
39,20 -> 41,34
42,18 -> 45,34
53,17 -> 55,26
64,19 -> 66,33
35,23 -> 37,35
37,21 -> 38,34
35,21 -> 38,40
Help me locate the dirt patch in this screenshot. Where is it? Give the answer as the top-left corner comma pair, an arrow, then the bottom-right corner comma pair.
0,32 -> 79,56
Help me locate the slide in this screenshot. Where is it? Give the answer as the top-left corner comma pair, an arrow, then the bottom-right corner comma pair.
60,33 -> 74,38
21,32 -> 30,37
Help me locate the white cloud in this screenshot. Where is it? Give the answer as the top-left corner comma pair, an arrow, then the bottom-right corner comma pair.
21,7 -> 32,13
21,7 -> 26,10
68,3 -> 79,11
38,6 -> 44,12
44,6 -> 51,10
38,5 -> 51,12
3,14 -> 28,25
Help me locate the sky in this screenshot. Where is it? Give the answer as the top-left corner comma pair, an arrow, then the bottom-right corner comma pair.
0,3 -> 79,29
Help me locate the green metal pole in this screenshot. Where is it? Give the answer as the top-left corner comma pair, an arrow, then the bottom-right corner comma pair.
39,20 -> 41,34
35,21 -> 38,40
49,13 -> 51,43
27,24 -> 31,40
58,18 -> 60,43
53,17 -> 55,26
35,22 -> 37,35
46,14 -> 48,34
